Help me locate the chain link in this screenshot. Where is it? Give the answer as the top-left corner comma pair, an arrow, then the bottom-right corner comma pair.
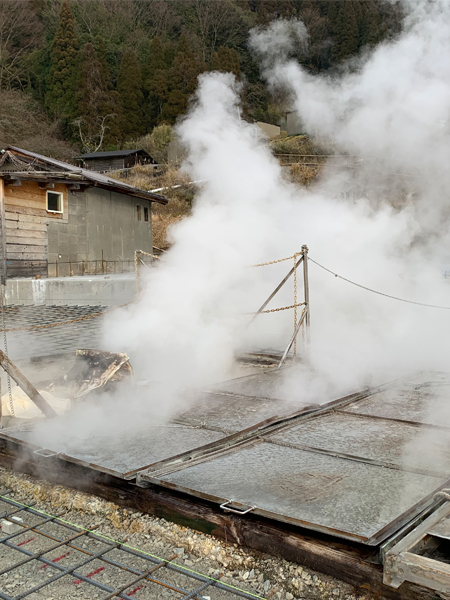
251,254 -> 298,267
259,301 -> 305,314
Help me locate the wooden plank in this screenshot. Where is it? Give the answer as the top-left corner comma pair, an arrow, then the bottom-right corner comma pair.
4,196 -> 47,210
5,205 -> 62,219
6,252 -> 47,261
385,551 -> 450,593
0,350 -> 56,418
0,442 -> 434,600
5,220 -> 47,232
6,228 -> 47,238
6,233 -> 47,245
18,213 -> 52,224
6,243 -> 48,253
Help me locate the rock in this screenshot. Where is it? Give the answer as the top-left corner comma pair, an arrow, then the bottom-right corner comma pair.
174,547 -> 185,556
332,588 -> 340,596
286,594 -> 294,600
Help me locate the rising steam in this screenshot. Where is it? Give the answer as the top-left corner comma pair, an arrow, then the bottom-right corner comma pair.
101,0 -> 450,419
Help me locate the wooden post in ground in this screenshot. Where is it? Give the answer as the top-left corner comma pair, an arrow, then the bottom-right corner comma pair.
0,350 -> 56,418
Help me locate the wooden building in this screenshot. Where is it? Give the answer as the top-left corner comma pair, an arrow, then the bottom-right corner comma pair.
0,146 -> 167,280
75,149 -> 156,172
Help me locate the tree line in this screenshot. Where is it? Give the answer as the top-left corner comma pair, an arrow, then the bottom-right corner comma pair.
0,0 -> 402,155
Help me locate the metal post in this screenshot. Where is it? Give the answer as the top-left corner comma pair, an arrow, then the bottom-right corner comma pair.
55,259 -> 58,278
302,244 -> 310,347
0,178 -> 7,286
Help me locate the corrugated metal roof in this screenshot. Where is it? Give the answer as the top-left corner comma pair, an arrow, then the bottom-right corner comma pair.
0,146 -> 167,204
75,149 -> 150,159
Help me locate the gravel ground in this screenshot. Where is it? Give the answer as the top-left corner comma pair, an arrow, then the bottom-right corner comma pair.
0,466 -> 378,600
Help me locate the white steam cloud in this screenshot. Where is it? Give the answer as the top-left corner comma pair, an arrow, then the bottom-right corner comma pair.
102,0 -> 450,421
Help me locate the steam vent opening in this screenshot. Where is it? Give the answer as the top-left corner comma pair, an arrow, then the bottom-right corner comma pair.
3,1 -> 450,598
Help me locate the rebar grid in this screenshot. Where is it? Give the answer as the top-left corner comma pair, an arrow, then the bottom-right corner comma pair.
0,492 -> 264,600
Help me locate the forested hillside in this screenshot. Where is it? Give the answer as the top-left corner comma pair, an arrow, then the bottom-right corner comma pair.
0,0 -> 403,158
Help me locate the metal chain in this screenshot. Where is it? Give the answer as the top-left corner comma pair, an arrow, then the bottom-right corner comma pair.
0,286 -> 13,417
251,254 -> 297,267
260,301 -> 305,314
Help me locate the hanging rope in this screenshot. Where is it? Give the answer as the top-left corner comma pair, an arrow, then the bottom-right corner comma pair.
308,256 -> 450,310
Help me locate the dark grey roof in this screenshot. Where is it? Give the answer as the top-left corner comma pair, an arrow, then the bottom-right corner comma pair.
1,146 -> 167,204
75,149 -> 151,159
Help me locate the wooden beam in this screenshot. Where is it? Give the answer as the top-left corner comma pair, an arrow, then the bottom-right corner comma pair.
0,350 -> 56,418
39,182 -> 55,189
4,178 -> 22,187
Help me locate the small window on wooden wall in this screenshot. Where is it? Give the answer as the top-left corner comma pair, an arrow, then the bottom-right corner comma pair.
144,207 -> 149,222
47,191 -> 63,213
136,205 -> 141,220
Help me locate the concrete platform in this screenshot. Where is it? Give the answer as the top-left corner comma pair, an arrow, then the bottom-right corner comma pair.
4,273 -> 135,307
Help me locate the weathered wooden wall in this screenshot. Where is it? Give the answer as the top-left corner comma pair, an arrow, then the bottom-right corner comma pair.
3,181 -> 68,277
83,157 -> 125,172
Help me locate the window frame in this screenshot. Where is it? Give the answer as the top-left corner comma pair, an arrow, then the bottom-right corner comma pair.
46,190 -> 63,214
144,206 -> 149,222
136,204 -> 142,220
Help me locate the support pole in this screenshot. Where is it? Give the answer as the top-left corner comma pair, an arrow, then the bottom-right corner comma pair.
302,244 -> 310,346
248,255 -> 304,326
0,178 -> 7,286
0,350 -> 57,418
278,309 -> 307,368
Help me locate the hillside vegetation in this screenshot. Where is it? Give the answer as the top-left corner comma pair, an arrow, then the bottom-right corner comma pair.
0,0 -> 403,155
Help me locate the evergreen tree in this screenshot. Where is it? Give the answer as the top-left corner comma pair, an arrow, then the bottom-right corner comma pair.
144,37 -> 170,128
331,1 -> 360,62
211,46 -> 241,77
74,42 -> 120,150
45,0 -> 78,118
117,48 -> 144,140
360,1 -> 382,47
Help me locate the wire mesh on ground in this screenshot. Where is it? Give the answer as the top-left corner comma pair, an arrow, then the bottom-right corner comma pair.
0,493 -> 265,600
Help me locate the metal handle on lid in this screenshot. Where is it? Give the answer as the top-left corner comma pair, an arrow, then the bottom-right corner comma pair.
220,500 -> 255,515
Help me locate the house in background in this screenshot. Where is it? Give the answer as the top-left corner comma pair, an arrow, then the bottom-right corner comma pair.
0,146 -> 167,279
75,149 -> 157,173
286,110 -> 305,136
255,121 -> 281,140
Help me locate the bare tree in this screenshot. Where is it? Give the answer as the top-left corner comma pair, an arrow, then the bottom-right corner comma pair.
0,0 -> 42,89
180,0 -> 246,63
72,114 -> 115,154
